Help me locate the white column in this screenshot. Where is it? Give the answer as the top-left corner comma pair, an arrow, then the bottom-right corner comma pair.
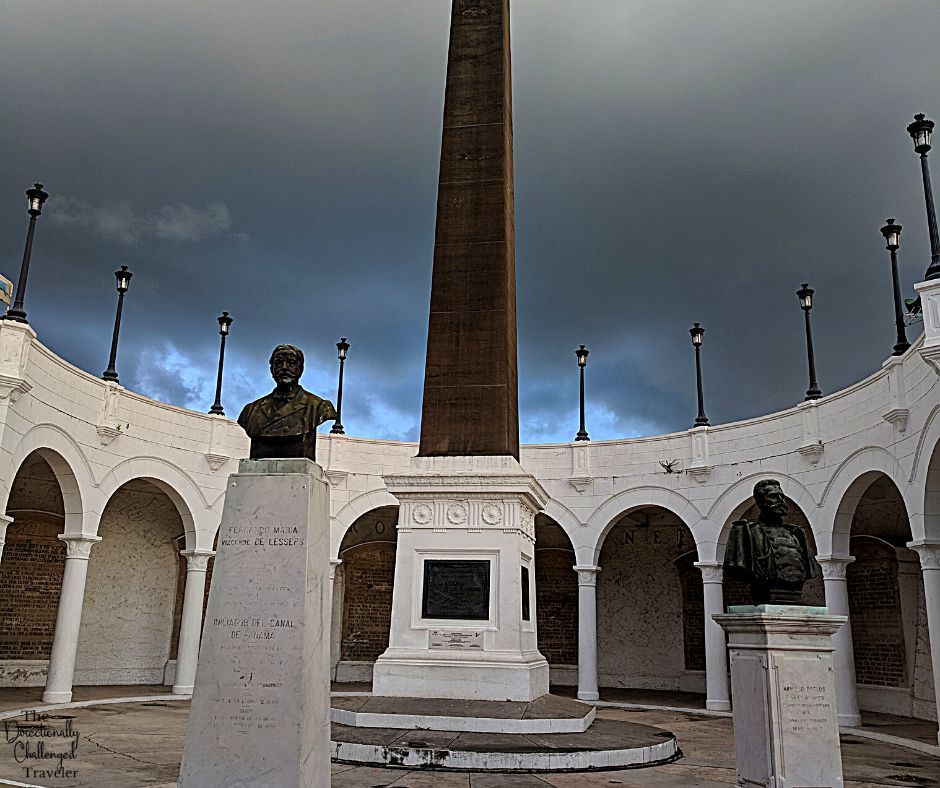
816,555 -> 861,726
695,562 -> 730,711
329,559 -> 343,680
172,549 -> 214,695
574,565 -> 600,701
42,534 -> 101,704
0,514 -> 13,563
909,540 -> 940,744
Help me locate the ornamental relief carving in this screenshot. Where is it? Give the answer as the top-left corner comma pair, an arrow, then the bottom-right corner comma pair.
446,503 -> 469,526
481,503 -> 503,525
412,504 -> 433,525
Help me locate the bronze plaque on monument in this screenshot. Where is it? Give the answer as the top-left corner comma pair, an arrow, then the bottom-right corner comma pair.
422,560 -> 491,620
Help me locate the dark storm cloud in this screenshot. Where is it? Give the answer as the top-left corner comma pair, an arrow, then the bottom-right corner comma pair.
1,1 -> 938,442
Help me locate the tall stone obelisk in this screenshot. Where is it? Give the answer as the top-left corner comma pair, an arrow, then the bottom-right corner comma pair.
418,0 -> 519,459
373,0 -> 550,702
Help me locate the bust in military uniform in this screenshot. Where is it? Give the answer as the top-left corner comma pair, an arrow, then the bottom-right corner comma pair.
237,344 -> 337,462
724,479 -> 821,605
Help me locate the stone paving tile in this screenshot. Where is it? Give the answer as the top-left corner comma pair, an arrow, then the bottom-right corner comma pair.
330,765 -> 409,787
469,773 -> 553,787
382,771 -> 471,787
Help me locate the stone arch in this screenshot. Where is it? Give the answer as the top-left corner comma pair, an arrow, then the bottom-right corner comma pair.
96,458 -> 208,548
534,514 -> 578,681
0,452 -> 71,674
333,505 -> 399,684
920,436 -> 940,546
5,425 -> 95,534
73,477 -> 187,687
831,470 -> 909,557
331,488 -> 400,558
585,486 -> 703,565
707,472 -> 818,562
594,502 -> 702,693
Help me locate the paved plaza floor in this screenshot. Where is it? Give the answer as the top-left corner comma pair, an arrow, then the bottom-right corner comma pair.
0,687 -> 938,787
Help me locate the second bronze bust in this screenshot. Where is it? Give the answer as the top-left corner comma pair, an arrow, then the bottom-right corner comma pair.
237,344 -> 337,462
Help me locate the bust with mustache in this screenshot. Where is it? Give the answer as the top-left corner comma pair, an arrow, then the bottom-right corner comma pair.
237,344 -> 337,462
724,479 -> 821,605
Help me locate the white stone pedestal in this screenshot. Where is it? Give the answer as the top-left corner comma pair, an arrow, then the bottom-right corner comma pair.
373,455 -> 550,702
179,459 -> 330,788
715,605 -> 846,788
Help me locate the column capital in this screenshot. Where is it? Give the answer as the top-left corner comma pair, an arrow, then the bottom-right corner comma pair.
694,561 -> 724,584
573,565 -> 601,586
330,558 -> 342,581
815,554 -> 855,580
181,549 -> 215,572
908,540 -> 940,570
58,534 -> 101,560
0,513 -> 12,543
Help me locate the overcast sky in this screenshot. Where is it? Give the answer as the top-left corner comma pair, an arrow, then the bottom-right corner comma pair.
1,1 -> 938,444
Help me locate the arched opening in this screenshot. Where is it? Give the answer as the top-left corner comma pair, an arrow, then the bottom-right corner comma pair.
0,452 -> 67,687
73,479 -> 186,686
334,505 -> 398,685
534,515 -> 578,688
844,475 -> 931,719
596,506 -> 702,693
721,493 -> 824,608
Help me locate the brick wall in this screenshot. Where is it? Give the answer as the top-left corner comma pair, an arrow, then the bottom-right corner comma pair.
677,557 -> 705,671
848,537 -> 907,688
535,548 -> 577,664
0,518 -> 66,659
340,543 -> 396,662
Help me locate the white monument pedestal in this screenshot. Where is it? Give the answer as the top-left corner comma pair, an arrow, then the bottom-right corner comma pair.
179,459 -> 331,788
714,605 -> 846,788
373,455 -> 550,702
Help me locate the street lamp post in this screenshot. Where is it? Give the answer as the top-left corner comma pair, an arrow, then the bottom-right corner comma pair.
689,323 -> 709,427
575,345 -> 590,441
880,219 -> 911,356
102,266 -> 133,383
797,283 -> 822,400
5,183 -> 50,324
330,337 -> 350,435
907,114 -> 940,281
209,312 -> 233,415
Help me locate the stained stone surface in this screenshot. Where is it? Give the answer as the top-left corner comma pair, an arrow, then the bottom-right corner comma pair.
178,459 -> 330,788
418,0 -> 519,459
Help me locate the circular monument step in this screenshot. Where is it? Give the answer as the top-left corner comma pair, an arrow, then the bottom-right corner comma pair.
330,718 -> 679,772
330,693 -> 595,734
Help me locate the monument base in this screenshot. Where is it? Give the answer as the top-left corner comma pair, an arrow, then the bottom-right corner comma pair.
715,605 -> 846,788
179,459 -> 330,788
374,455 -> 550,702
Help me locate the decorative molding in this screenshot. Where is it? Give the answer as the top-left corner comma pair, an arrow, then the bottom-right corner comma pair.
814,555 -> 854,581
58,534 -> 102,560
688,426 -> 710,483
694,562 -> 723,585
882,356 -> 910,431
573,565 -> 601,586
204,453 -> 229,471
908,540 -> 940,571
96,382 -> 125,445
0,374 -> 31,403
412,504 -> 433,525
329,558 -> 342,581
920,345 -> 940,376
915,278 -> 940,376
882,407 -> 910,433
568,443 -> 593,494
446,503 -> 469,526
798,399 -> 824,464
181,549 -> 215,572
324,469 -> 348,487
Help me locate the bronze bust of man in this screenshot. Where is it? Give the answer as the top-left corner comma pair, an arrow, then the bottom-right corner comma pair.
237,344 -> 337,462
724,479 -> 821,605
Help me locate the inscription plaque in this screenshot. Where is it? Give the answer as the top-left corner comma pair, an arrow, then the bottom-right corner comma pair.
422,559 -> 490,620
428,629 -> 484,651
